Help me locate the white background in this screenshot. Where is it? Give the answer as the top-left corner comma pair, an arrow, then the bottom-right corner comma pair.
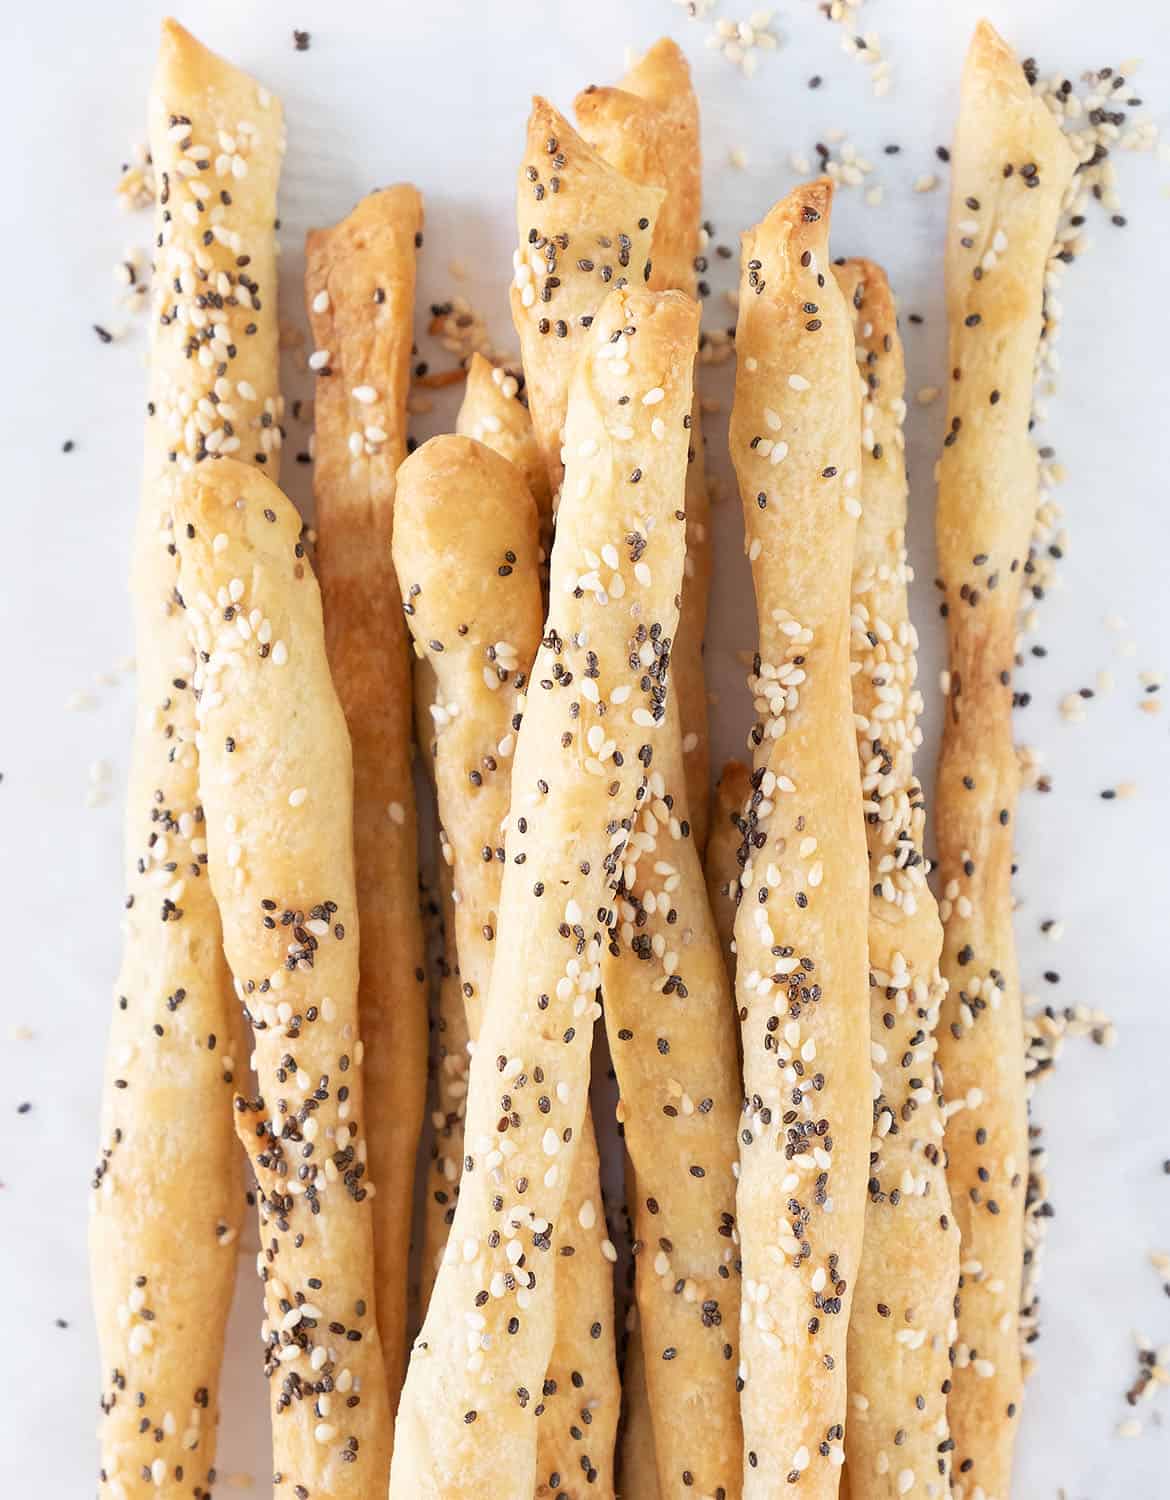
1,0 -> 1168,1494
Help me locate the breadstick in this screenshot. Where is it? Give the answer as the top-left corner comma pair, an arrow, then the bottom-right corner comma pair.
706,760 -> 751,974
456,352 -> 553,522
509,98 -> 664,516
304,185 -> 428,1416
447,393 -> 624,1495
728,181 -> 869,1497
601,693 -> 743,1498
518,68 -> 738,1490
89,23 -> 283,1498
831,257 -> 960,1500
617,1325 -> 662,1500
933,25 -> 1076,1500
175,458 -> 392,1495
395,433 -> 622,1495
390,286 -> 698,1499
575,39 -> 712,852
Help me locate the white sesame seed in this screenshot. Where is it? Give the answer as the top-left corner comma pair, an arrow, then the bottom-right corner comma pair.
312,289 -> 330,314
288,787 -> 308,807
352,385 -> 377,404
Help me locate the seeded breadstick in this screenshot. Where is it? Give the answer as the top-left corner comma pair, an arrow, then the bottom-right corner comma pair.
519,67 -> 738,1490
390,286 -> 698,1499
304,185 -> 428,1416
728,181 -> 869,1497
396,432 -> 622,1495
598,685 -> 743,1498
456,352 -> 553,522
510,98 -> 664,515
831,257 -> 961,1500
175,458 -> 391,1495
706,761 -> 752,975
575,38 -> 712,851
89,23 -> 283,1499
933,26 -> 1077,1500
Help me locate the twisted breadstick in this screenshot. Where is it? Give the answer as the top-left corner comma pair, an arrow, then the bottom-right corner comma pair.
728,181 -> 869,1498
575,37 -> 712,852
90,24 -> 283,1498
456,352 -> 552,522
832,257 -> 960,1500
510,98 -> 664,516
706,761 -> 751,975
933,25 -> 1076,1500
304,185 -> 428,1415
395,434 -> 622,1496
176,458 -> 392,1495
456,358 -> 623,1494
390,286 -> 698,1499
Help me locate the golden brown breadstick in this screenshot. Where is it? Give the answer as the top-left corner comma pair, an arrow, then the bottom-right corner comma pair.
832,257 -> 960,1500
617,1324 -> 662,1500
575,39 -> 712,852
456,352 -> 553,522
176,457 -> 392,1495
933,25 -> 1076,1500
390,286 -> 698,1499
304,185 -> 428,1417
90,23 -> 283,1498
394,434 -> 622,1493
706,761 -> 751,974
509,98 -> 664,515
728,181 -> 869,1497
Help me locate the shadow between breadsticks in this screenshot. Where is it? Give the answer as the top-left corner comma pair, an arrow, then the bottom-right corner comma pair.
832,257 -> 960,1500
389,286 -> 698,1499
576,38 -> 713,852
176,458 -> 392,1495
705,760 -> 752,978
90,22 -> 284,1498
728,180 -> 869,1498
304,185 -> 429,1419
510,99 -> 664,522
395,434 -> 622,1494
933,24 -> 1076,1500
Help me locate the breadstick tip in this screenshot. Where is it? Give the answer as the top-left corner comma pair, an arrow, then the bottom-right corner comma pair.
173,455 -> 301,559
834,256 -> 897,340
743,178 -> 834,286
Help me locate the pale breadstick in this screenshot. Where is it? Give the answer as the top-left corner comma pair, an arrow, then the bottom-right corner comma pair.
90,24 -> 283,1498
617,1324 -> 662,1500
706,760 -> 751,974
601,695 -> 743,1498
456,352 -> 553,522
832,258 -> 960,1500
390,286 -> 698,1499
728,181 -> 869,1497
575,39 -> 712,852
509,99 -> 664,513
395,433 -> 621,1496
304,185 -> 428,1415
440,403 -> 623,1493
175,458 -> 391,1495
522,68 -> 738,1491
933,26 -> 1076,1500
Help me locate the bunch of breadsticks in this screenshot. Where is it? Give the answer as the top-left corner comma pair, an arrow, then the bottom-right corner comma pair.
88,18 -> 1074,1500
